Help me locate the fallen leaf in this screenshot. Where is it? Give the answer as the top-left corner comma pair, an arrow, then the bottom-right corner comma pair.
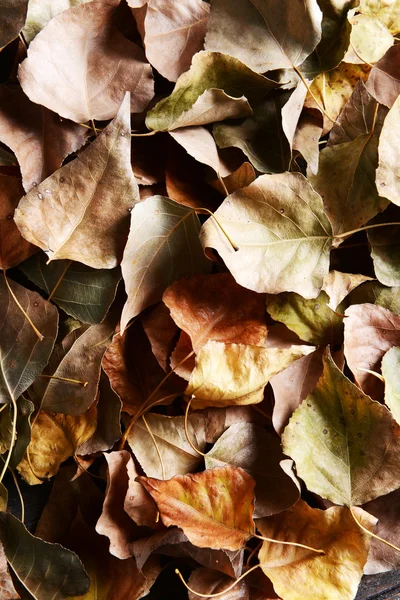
163,272 -> 267,352
0,84 -> 88,193
169,126 -> 222,176
0,542 -> 19,600
187,567 -> 248,600
145,51 -> 273,131
186,341 -> 313,409
211,162 -> 256,195
139,466 -> 255,550
365,45 -> 400,108
141,303 -> 179,372
344,303 -> 400,400
120,195 -> 210,331
322,270 -> 373,310
258,499 -> 376,600
0,0 -> 28,50
281,82 -> 308,150
363,488 -> 400,574
282,351 -> 400,505
382,347 -> 400,425
344,11 -> 393,64
128,413 -> 206,480
23,0 -> 91,43
0,511 -> 90,599
205,423 -> 300,518
0,277 -> 58,405
20,252 -> 121,324
368,207 -> 400,287
200,172 -> 333,298
201,405 -> 271,444
359,0 -> 400,33
19,0 -> 154,121
14,93 -> 139,269
0,174 -> 36,270
376,94 -> 400,205
124,454 -> 159,528
129,0 -> 210,82
346,280 -> 400,315
292,110 -> 322,175
205,0 -> 322,72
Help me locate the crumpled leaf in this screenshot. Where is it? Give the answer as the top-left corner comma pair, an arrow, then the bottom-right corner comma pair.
0,84 -> 88,193
120,195 -> 210,332
14,93 -> 139,269
129,0 -> 209,82
0,0 -> 28,50
127,413 -> 206,480
375,94 -> 400,205
139,466 -> 255,550
19,0 -> 154,122
163,272 -> 267,352
145,51 -> 273,131
344,303 -> 400,400
258,499 -> 376,600
282,351 -> 400,506
186,341 -> 313,409
0,174 -> 36,270
20,252 -> 121,325
205,423 -> 300,518
17,403 -> 97,484
382,347 -> 400,425
205,0 -> 322,72
0,511 -> 90,599
200,172 -> 333,298
0,277 -> 58,405
23,0 -> 91,43
365,44 -> 400,109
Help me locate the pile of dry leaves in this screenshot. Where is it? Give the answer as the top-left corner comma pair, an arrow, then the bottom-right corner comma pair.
1,0 -> 400,598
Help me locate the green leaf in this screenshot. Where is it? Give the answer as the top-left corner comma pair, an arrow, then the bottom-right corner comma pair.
23,0 -> 91,43
267,290 -> 343,346
200,172 -> 333,298
205,0 -> 322,72
20,253 -> 121,324
282,351 -> 400,506
0,278 -> 58,405
145,51 -> 273,131
120,195 -> 210,332
382,347 -> 400,425
213,94 -> 291,174
346,281 -> 400,315
0,512 -> 90,599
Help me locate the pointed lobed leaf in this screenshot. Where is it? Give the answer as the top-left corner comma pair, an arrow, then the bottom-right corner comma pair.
282,352 -> 400,506
200,172 -> 333,298
0,277 -> 58,404
186,341 -> 313,409
382,347 -> 400,426
0,512 -> 90,599
15,94 -> 139,269
19,0 -> 154,122
376,94 -> 400,205
205,0 -> 322,72
20,253 -> 121,324
258,500 -> 376,600
139,466 -> 255,551
120,195 -> 210,332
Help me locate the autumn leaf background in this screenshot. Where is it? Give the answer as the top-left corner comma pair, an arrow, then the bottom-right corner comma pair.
0,0 -> 400,598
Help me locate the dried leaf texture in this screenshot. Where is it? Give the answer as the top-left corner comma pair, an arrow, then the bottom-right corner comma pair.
19,0 -> 154,122
15,94 -> 139,269
0,0 -> 28,50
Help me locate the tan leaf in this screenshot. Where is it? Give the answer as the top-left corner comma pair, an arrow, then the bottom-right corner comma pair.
365,45 -> 400,108
258,500 -> 376,600
19,0 -> 154,122
293,110 -> 322,175
169,126 -> 221,175
127,413 -> 206,479
188,568 -> 248,600
120,195 -> 210,331
363,488 -> 400,574
186,341 -> 313,409
344,303 -> 400,400
139,466 -> 255,550
322,270 -> 373,311
14,94 -> 139,269
23,0 -> 91,43
376,94 -> 400,205
0,84 -> 88,193
17,403 -> 97,484
0,174 -> 36,269
200,405 -> 270,444
344,11 -> 393,64
129,0 -> 209,82
281,82 -> 308,150
163,272 -> 267,352
124,455 -> 159,528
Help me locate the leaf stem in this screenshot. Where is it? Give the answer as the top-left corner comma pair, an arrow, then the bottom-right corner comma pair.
175,564 -> 260,598
0,351 -> 18,484
197,207 -> 238,251
350,506 -> 400,553
39,374 -> 88,386
47,260 -> 72,302
254,533 -> 325,554
10,468 -> 25,523
356,367 -> 384,382
334,222 -> 400,239
292,66 -> 336,124
142,414 -> 166,480
2,270 -> 43,340
184,396 -> 206,457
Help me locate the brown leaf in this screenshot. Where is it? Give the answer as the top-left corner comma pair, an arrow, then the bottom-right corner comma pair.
200,405 -> 270,444
363,488 -> 400,574
96,451 -> 140,559
0,84 -> 88,193
124,454 -> 159,528
0,0 -> 28,50
14,93 -> 139,269
211,162 -> 256,196
102,321 -> 184,416
366,45 -> 400,108
344,303 -> 400,400
0,174 -> 36,269
129,0 -> 209,82
187,568 -> 249,600
141,303 -> 179,372
163,273 -> 267,352
0,542 -> 19,600
139,466 -> 255,550
19,0 -> 154,122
